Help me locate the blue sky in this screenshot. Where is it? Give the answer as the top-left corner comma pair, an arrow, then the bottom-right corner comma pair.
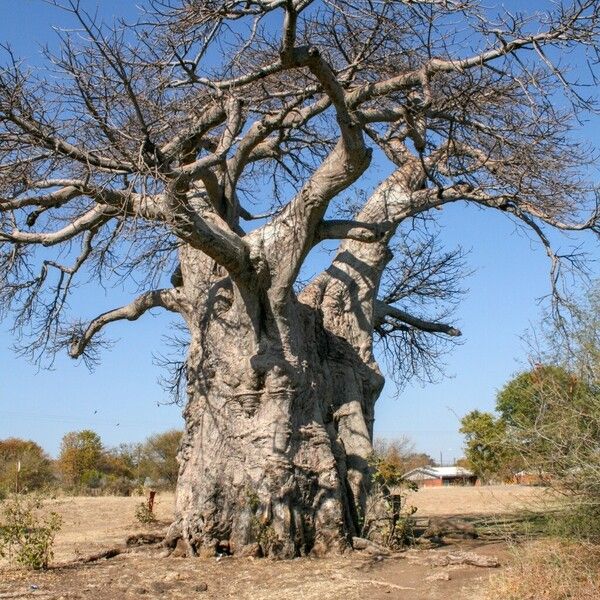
0,0 -> 598,461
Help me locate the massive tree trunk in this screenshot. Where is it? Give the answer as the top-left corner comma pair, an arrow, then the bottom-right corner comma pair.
166,245 -> 384,558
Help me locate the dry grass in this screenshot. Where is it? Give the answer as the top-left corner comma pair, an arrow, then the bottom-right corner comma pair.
481,540 -> 600,600
38,493 -> 175,562
0,488 -> 521,599
35,486 -> 548,562
406,485 -> 549,517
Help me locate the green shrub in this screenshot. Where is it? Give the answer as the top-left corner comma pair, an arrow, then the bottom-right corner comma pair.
134,501 -> 156,524
360,453 -> 418,549
543,505 -> 600,543
0,494 -> 62,569
102,475 -> 135,496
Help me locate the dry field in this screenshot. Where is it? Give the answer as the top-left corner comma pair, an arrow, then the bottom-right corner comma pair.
0,486 -> 547,600
406,484 -> 548,517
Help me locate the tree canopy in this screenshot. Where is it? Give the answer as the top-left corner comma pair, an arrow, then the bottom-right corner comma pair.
459,410 -> 514,482
0,438 -> 54,493
57,429 -> 104,487
461,359 -> 600,484
0,0 -> 599,383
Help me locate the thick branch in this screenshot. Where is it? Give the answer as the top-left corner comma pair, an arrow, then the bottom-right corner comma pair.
317,219 -> 392,243
160,104 -> 227,160
1,205 -> 116,246
0,185 -> 82,211
69,288 -> 184,359
374,300 -> 461,336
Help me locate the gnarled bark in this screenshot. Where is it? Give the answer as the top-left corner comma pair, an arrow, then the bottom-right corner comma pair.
165,245 -> 383,558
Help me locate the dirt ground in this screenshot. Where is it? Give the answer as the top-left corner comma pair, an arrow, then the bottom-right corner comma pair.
0,486 -> 545,600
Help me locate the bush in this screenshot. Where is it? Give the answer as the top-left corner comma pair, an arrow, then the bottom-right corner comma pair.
544,505 -> 600,543
360,451 -> 418,549
0,494 -> 62,569
102,475 -> 135,496
483,540 -> 600,600
134,501 -> 156,524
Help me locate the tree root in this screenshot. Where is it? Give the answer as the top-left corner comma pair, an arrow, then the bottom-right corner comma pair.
52,535 -> 166,569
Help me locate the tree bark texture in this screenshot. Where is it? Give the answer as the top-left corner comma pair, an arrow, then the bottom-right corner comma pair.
167,242 -> 385,558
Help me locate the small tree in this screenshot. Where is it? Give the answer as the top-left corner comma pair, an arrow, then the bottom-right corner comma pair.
459,410 -> 517,483
57,430 -> 104,488
0,438 -> 54,493
0,494 -> 62,570
373,437 -> 434,476
461,360 -> 600,493
141,430 -> 182,488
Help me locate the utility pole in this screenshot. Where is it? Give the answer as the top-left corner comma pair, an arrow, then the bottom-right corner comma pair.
136,444 -> 142,483
15,460 -> 21,493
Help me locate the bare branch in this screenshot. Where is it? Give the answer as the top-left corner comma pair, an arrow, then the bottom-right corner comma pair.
374,300 -> 461,337
317,219 -> 392,243
69,288 -> 184,359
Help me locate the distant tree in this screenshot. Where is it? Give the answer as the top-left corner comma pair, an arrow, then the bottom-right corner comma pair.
461,363 -> 596,483
0,438 -> 54,493
98,443 -> 145,495
459,410 -> 517,483
141,430 -> 182,488
455,457 -> 471,470
57,430 -> 104,488
373,437 -> 434,478
104,443 -> 142,481
513,289 -> 600,536
497,365 -> 585,430
103,446 -> 135,480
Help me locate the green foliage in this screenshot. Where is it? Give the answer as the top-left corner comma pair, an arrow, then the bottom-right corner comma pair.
134,501 -> 156,524
370,453 -> 406,489
459,410 -> 516,482
0,438 -> 54,494
57,430 -> 104,488
103,444 -> 138,480
496,366 -> 581,428
461,284 -> 600,543
363,444 -> 419,549
460,366 -> 589,482
0,429 -> 181,499
242,489 -> 277,554
0,494 -> 62,570
102,475 -> 137,496
244,488 -> 261,512
140,430 -> 182,488
54,429 -> 182,495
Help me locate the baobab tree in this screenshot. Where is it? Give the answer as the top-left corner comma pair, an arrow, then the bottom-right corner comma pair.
1,0 -> 600,557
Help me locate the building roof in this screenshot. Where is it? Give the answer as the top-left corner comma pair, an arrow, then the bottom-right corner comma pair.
403,465 -> 475,480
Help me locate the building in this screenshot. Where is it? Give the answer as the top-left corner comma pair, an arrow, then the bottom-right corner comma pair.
402,465 -> 478,487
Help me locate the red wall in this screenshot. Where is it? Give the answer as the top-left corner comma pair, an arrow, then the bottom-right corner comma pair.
421,478 -> 443,487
